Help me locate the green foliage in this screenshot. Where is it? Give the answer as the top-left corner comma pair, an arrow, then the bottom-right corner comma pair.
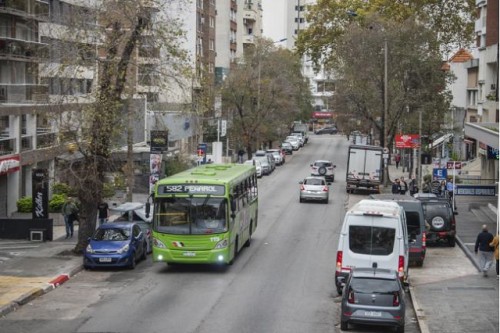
103,182 -> 116,198
113,173 -> 127,190
49,194 -> 66,212
16,196 -> 32,213
165,157 -> 191,177
52,182 -> 77,196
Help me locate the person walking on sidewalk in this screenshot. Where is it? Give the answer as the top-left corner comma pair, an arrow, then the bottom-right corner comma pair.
394,153 -> 401,169
97,200 -> 109,226
474,224 -> 494,277
62,198 -> 78,238
392,179 -> 401,194
490,233 -> 499,279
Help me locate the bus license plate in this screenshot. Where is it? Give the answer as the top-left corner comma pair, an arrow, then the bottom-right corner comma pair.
183,251 -> 196,257
364,311 -> 382,317
99,257 -> 112,262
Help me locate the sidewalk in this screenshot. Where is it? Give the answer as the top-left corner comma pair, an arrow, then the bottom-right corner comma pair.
386,162 -> 499,333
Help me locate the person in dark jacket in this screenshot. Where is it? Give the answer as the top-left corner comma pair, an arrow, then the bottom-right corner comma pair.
474,224 -> 494,277
391,179 -> 401,194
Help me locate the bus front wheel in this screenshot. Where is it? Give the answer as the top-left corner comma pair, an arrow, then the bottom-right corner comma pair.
245,222 -> 253,247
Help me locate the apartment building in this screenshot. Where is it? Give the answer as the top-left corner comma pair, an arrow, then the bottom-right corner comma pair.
236,0 -> 263,59
0,0 -> 208,216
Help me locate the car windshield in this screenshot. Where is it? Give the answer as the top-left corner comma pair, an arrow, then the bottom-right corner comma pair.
304,178 -> 325,185
422,203 -> 450,219
314,161 -> 332,167
405,211 -> 421,235
349,225 -> 395,255
93,228 -> 131,241
350,277 -> 400,294
154,197 -> 228,235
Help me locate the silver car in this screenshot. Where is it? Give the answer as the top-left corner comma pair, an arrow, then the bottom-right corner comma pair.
340,267 -> 406,333
244,159 -> 263,177
299,176 -> 329,203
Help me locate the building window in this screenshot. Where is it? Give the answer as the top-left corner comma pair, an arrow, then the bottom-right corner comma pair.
209,39 -> 214,51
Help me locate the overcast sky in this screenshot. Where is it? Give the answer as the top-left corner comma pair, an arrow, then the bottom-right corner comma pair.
262,0 -> 286,42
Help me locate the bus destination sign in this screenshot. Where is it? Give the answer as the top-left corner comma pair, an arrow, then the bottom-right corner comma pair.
158,184 -> 225,195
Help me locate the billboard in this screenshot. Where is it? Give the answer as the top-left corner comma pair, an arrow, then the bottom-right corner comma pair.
395,134 -> 420,148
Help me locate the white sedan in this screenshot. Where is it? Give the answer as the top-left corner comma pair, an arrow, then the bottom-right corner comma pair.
244,159 -> 263,178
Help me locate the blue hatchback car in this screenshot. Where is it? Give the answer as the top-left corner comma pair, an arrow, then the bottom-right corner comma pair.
83,222 -> 147,270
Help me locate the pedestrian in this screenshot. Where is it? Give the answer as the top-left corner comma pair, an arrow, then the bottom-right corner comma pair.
439,180 -> 446,197
392,179 -> 401,194
399,176 -> 408,195
394,153 -> 401,169
238,149 -> 245,163
474,224 -> 494,277
446,178 -> 454,202
490,233 -> 499,279
97,200 -> 109,226
409,177 -> 418,196
61,197 -> 78,238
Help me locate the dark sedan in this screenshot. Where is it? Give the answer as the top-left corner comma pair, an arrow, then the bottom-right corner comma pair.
314,127 -> 338,135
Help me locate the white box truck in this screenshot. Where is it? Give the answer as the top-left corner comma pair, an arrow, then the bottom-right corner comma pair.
346,144 -> 383,193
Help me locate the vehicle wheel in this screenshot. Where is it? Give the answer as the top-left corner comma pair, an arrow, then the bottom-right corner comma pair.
448,236 -> 456,247
245,222 -> 252,247
332,175 -> 335,182
340,320 -> 348,331
415,260 -> 423,267
299,197 -> 303,203
83,265 -> 91,270
128,253 -> 136,269
324,197 -> 329,204
396,324 -> 405,333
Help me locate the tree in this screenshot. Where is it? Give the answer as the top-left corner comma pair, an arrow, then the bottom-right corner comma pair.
220,39 -> 312,158
331,15 -> 452,151
43,0 -> 190,253
296,0 -> 476,67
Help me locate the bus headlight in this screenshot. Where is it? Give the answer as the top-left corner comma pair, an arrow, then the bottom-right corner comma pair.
153,238 -> 166,248
214,239 -> 228,249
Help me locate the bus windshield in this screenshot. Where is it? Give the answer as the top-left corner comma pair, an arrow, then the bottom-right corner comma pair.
154,197 -> 227,235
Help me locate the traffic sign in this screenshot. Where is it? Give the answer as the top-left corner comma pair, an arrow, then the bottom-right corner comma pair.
446,161 -> 462,169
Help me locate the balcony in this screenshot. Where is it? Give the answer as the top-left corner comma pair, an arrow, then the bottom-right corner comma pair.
0,84 -> 48,104
36,132 -> 56,148
0,38 -> 47,60
0,138 -> 16,156
21,135 -> 32,151
242,35 -> 255,44
0,0 -> 49,20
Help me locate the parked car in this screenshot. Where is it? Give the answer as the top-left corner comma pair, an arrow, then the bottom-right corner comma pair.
110,202 -> 152,253
340,267 -> 406,333
266,149 -> 284,166
285,137 -> 300,150
281,142 -> 293,155
286,135 -> 303,147
83,222 -> 147,270
255,150 -> 276,172
315,127 -> 338,135
252,156 -> 271,175
244,159 -> 263,177
369,194 -> 427,266
299,176 -> 329,203
310,160 -> 336,183
416,197 -> 457,247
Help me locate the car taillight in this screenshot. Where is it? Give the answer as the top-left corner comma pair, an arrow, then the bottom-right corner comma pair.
398,256 -> 405,278
348,289 -> 355,304
393,292 -> 400,306
323,186 -> 328,192
422,231 -> 426,248
336,251 -> 343,272
451,216 -> 456,229
300,185 -> 305,191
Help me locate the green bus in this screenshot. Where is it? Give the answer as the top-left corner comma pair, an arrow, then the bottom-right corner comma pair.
150,163 -> 258,265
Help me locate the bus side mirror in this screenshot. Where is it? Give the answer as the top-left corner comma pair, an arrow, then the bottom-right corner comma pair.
230,198 -> 236,212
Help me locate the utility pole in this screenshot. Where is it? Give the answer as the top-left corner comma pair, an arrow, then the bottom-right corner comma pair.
383,38 -> 389,186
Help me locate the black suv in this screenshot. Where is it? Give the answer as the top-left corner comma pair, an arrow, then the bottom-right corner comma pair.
417,198 -> 457,247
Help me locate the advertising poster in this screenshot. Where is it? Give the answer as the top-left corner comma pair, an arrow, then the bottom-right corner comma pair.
149,153 -> 162,194
32,168 -> 49,219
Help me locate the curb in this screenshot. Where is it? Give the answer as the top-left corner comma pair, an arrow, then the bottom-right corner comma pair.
456,235 -> 482,272
408,285 -> 430,333
0,264 -> 83,317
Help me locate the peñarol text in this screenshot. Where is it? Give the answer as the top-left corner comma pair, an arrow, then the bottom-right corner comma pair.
158,184 -> 225,195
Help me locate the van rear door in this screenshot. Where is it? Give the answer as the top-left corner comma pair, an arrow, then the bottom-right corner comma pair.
346,215 -> 398,270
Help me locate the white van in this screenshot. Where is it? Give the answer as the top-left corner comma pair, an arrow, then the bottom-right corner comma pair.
335,199 -> 409,294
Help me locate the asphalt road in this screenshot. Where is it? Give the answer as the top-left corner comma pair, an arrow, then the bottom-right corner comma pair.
0,135 -> 421,333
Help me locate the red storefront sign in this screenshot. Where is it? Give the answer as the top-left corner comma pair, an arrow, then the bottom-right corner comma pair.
0,155 -> 20,175
312,112 -> 333,119
446,161 -> 462,169
395,134 -> 420,148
